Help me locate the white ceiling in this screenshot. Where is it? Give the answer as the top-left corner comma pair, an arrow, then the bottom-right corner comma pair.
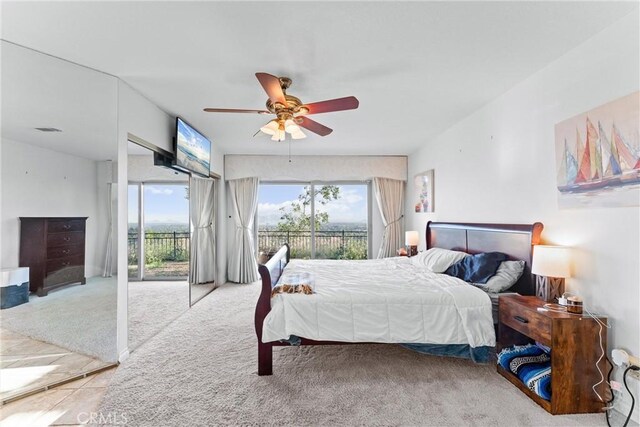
1,41 -> 118,161
2,1 -> 637,156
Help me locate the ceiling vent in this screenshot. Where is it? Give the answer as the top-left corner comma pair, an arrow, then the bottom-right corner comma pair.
35,127 -> 62,132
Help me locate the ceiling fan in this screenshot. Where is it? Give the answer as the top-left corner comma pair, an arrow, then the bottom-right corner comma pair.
203,73 -> 359,141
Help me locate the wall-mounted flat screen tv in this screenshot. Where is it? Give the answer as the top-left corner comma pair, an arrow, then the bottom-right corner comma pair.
174,117 -> 211,177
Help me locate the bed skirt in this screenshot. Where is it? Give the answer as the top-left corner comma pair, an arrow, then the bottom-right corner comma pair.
280,336 -> 493,363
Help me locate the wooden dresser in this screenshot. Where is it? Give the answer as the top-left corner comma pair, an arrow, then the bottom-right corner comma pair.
498,295 -> 607,415
19,217 -> 87,296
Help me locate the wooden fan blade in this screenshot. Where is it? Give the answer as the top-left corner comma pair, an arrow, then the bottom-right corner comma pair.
297,117 -> 333,136
304,96 -> 359,115
203,108 -> 270,114
255,73 -> 287,105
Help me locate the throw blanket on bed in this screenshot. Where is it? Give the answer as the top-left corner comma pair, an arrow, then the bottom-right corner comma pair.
262,258 -> 496,351
271,272 -> 315,297
498,344 -> 552,401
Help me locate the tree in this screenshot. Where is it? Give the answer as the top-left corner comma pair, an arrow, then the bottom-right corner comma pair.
276,185 -> 340,231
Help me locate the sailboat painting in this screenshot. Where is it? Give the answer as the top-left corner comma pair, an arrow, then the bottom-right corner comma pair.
555,91 -> 640,208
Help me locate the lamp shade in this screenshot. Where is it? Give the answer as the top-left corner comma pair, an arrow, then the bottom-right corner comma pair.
284,119 -> 300,134
260,120 -> 279,136
532,245 -> 571,278
405,231 -> 419,246
290,129 -> 306,140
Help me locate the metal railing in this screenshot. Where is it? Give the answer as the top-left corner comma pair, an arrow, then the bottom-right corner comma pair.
258,230 -> 368,260
128,232 -> 190,263
128,230 -> 368,263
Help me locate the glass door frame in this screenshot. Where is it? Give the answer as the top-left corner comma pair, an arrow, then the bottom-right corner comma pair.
128,180 -> 190,281
257,180 -> 373,259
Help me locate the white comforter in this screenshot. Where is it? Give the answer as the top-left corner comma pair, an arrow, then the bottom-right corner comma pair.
262,258 -> 496,348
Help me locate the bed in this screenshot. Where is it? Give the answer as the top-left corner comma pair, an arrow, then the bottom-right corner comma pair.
255,221 -> 543,375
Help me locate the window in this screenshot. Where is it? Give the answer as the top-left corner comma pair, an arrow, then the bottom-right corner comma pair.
257,183 -> 370,260
128,182 -> 190,280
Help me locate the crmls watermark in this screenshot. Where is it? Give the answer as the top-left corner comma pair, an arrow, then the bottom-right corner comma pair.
77,411 -> 128,425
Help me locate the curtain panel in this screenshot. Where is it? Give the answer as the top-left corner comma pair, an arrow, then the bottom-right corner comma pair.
373,177 -> 405,258
228,177 -> 260,283
189,176 -> 216,285
102,182 -> 114,277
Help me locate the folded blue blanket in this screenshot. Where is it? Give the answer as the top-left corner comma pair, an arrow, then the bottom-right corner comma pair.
497,344 -> 552,401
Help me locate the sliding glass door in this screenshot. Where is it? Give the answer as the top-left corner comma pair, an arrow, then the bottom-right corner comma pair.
257,182 -> 370,260
128,182 -> 190,280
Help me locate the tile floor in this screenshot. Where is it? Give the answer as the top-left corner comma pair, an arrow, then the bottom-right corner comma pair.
1,328 -> 111,402
0,367 -> 116,426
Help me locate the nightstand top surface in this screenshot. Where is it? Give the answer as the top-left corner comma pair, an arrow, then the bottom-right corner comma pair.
499,294 -> 606,321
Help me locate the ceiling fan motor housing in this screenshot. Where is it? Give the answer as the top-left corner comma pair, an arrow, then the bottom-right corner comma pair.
265,77 -> 310,120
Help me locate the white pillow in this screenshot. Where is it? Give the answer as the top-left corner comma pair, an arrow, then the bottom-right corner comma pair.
474,260 -> 525,293
411,248 -> 469,273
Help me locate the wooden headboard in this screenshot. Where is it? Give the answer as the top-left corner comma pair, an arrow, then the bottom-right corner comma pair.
425,221 -> 543,295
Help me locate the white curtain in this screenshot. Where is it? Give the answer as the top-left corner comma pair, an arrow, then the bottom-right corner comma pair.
189,176 -> 216,285
228,177 -> 260,283
102,182 -> 114,277
373,177 -> 406,258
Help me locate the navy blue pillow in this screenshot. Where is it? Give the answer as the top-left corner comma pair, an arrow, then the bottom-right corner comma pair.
444,252 -> 508,284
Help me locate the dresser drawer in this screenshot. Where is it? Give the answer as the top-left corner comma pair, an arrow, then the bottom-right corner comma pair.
44,265 -> 84,287
48,245 -> 84,259
499,298 -> 552,345
47,232 -> 85,248
47,219 -> 85,234
46,255 -> 84,274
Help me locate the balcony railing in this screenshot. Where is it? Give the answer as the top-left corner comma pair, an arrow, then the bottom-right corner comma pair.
128,230 -> 368,265
258,230 -> 368,260
128,232 -> 190,264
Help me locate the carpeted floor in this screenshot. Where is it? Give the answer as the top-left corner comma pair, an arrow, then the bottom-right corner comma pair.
0,277 -> 118,362
0,278 -> 192,363
97,281 -> 605,426
128,281 -> 190,351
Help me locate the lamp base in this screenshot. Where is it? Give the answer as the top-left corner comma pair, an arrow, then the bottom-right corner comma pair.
535,276 -> 565,303
406,245 -> 418,257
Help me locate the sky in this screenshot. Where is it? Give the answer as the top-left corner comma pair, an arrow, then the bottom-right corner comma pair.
128,184 -> 189,224
258,184 -> 368,226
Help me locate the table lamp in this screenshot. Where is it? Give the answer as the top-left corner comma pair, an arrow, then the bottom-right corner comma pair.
405,231 -> 419,257
531,245 -> 571,302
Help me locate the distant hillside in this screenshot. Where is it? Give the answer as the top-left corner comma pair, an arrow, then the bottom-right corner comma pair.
258,222 -> 367,232
129,223 -> 189,233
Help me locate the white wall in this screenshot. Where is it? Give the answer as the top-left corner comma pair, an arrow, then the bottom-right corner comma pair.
128,154 -> 188,182
0,139 -> 107,277
225,155 -> 407,263
406,11 -> 639,419
116,81 -> 227,361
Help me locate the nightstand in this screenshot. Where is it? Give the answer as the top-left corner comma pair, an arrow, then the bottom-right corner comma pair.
497,295 -> 608,415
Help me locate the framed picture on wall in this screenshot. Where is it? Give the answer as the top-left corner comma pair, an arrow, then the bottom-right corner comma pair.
414,170 -> 434,213
555,91 -> 639,209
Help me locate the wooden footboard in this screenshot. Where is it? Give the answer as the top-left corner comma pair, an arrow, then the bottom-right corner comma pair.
255,244 -> 289,376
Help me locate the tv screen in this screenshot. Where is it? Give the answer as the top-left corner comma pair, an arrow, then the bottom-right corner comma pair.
174,117 -> 211,177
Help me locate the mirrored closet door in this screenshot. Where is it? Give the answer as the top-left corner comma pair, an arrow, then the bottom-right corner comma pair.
0,42 -> 118,402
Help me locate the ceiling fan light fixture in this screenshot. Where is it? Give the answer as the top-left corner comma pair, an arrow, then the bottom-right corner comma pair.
291,129 -> 306,140
271,128 -> 286,142
260,120 -> 279,136
284,119 -> 299,134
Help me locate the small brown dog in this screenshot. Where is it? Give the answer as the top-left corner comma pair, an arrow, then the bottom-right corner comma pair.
271,283 -> 313,297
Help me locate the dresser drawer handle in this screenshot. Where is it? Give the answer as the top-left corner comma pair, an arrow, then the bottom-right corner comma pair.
514,315 -> 529,324
61,261 -> 70,266
62,224 -> 71,230
63,237 -> 71,242
62,249 -> 70,254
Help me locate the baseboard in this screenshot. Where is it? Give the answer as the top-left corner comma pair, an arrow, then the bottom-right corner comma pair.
118,348 -> 130,363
